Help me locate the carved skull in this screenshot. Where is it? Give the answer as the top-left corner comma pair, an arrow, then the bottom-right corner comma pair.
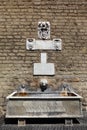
38,21 -> 50,40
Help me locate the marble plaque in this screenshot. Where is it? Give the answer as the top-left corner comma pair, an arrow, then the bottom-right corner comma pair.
34,63 -> 55,75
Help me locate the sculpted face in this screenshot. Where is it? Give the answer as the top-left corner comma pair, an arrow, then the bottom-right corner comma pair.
38,22 -> 50,40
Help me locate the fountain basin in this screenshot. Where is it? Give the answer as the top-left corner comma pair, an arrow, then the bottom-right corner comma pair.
6,90 -> 83,118
7,91 -> 81,99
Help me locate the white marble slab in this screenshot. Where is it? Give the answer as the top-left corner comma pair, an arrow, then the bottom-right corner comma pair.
33,53 -> 55,75
26,39 -> 62,50
34,63 -> 55,75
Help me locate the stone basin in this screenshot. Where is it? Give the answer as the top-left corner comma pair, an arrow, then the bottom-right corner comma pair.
6,90 -> 83,119
6,91 -> 81,99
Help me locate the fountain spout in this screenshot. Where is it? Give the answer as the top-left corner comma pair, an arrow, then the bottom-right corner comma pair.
40,79 -> 48,92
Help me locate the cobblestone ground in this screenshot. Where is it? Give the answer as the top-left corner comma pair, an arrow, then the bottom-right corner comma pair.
0,112 -> 87,130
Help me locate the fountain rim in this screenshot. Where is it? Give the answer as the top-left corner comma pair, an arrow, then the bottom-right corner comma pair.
6,91 -> 82,100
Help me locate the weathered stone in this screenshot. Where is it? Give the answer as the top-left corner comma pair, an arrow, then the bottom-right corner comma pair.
0,106 -> 5,116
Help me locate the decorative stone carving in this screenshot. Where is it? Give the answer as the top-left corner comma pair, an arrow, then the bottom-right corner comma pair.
38,21 -> 50,40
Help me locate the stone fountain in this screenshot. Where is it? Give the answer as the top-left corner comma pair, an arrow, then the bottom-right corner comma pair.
5,22 -> 83,126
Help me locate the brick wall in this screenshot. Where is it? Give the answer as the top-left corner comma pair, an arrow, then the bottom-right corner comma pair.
0,0 -> 87,113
